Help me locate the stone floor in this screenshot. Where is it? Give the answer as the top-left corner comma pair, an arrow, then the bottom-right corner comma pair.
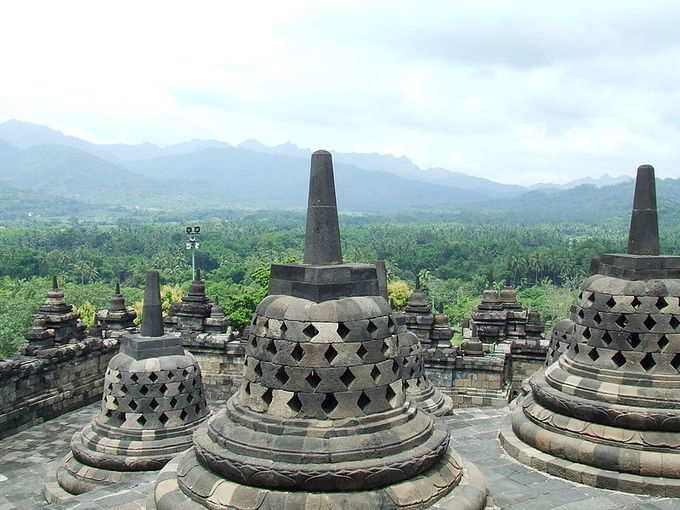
1,404 -> 679,509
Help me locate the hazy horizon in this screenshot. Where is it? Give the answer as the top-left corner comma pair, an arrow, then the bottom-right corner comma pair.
1,1 -> 679,186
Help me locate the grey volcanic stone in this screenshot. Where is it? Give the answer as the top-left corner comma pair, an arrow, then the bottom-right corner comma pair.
148,151 -> 487,510
141,271 -> 164,337
628,164 -> 659,256
303,149 -> 343,265
501,164 -> 680,496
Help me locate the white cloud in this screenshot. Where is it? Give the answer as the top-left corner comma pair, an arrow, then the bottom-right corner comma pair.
0,0 -> 679,185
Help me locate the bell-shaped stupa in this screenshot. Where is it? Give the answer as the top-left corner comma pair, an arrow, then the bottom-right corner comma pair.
501,165 -> 680,496
49,271 -> 209,499
149,150 -> 488,509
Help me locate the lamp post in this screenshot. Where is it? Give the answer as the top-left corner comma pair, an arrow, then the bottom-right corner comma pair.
185,226 -> 201,279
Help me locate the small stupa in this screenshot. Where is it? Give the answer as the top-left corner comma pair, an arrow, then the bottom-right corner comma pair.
24,277 -> 86,353
149,150 -> 488,509
49,271 -> 210,498
501,165 -> 680,496
96,282 -> 137,333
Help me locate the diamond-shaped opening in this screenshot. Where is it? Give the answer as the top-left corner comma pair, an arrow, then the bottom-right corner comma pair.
195,404 -> 201,414
671,354 -> 680,371
573,344 -> 580,354
602,331 -> 613,345
337,322 -> 350,339
252,315 -> 257,325
112,397 -> 119,407
367,320 -> 378,334
129,399 -> 139,410
631,296 -> 641,309
130,373 -> 139,383
139,385 -> 148,395
262,388 -> 273,405
656,297 -> 669,310
616,314 -> 628,328
607,296 -> 617,308
119,412 -> 126,422
392,359 -> 400,373
137,415 -> 147,426
588,348 -> 599,361
150,398 -> 159,410
627,333 -> 641,348
640,352 -> 656,371
251,337 -> 257,349
263,319 -> 269,331
386,385 -> 396,403
178,382 -> 185,393
182,369 -> 189,377
254,361 -> 262,377
593,313 -> 602,324
266,340 -> 277,355
120,384 -> 128,394
672,316 -> 680,329
381,341 -> 390,356
324,345 -> 338,364
291,343 -> 304,362
356,344 -> 368,359
321,393 -> 338,415
578,292 -> 583,300
170,396 -> 178,408
287,393 -> 302,413
149,372 -> 158,382
404,380 -> 410,390
659,335 -> 670,351
340,368 -> 355,388
159,412 -> 169,425
357,391 -> 370,411
192,378 -> 197,386
107,383 -> 113,391
644,315 -> 657,330
244,383 -> 250,396
187,393 -> 194,403
105,409 -> 112,418
587,293 -> 596,303
275,366 -> 290,385
612,351 -> 626,368
583,328 -> 591,339
306,370 -> 321,389
167,371 -> 174,379
180,409 -> 188,421
370,365 -> 381,382
387,316 -> 395,330
303,324 -> 319,339
280,321 -> 288,335
578,309 -> 585,319
115,371 -> 122,380
159,383 -> 168,394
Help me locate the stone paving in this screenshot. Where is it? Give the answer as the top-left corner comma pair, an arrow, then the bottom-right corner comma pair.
2,403 -> 680,509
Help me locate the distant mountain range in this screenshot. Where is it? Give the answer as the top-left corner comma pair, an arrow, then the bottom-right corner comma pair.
0,119 -> 653,223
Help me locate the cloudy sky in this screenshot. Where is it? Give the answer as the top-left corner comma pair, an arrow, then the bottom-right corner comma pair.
1,1 -> 679,185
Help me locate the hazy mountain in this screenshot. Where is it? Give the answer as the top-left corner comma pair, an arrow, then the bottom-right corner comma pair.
530,174 -> 633,191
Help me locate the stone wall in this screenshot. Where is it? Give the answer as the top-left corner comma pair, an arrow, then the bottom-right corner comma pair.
0,337 -> 118,439
182,334 -> 244,401
508,342 -> 548,398
425,350 -> 510,408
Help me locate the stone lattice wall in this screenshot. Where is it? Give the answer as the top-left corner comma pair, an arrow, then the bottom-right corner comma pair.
0,338 -> 119,439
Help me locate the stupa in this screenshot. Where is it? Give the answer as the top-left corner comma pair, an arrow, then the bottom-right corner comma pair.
403,279 -> 435,346
149,150 -> 488,509
24,277 -> 86,353
164,269 -> 214,334
501,165 -> 680,496
49,271 -> 209,498
96,282 -> 137,333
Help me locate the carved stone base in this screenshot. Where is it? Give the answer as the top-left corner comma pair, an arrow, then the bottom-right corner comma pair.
406,379 -> 454,418
148,448 -> 487,510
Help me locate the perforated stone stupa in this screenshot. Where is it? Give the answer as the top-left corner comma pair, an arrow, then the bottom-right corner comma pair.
149,150 -> 488,509
501,164 -> 680,496
47,271 -> 209,500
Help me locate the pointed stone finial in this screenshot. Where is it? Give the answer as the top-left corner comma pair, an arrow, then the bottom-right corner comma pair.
628,164 -> 660,256
195,268 -> 201,282
214,296 -> 219,305
52,275 -> 59,290
141,271 -> 164,337
115,282 -> 121,295
415,275 -> 421,290
303,150 -> 343,265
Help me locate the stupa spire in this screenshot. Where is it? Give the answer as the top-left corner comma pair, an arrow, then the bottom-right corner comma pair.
115,282 -> 121,295
303,149 -> 342,265
141,271 -> 163,337
52,275 -> 59,290
628,164 -> 660,256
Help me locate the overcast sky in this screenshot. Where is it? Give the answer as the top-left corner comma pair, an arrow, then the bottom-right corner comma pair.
1,1 -> 679,185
